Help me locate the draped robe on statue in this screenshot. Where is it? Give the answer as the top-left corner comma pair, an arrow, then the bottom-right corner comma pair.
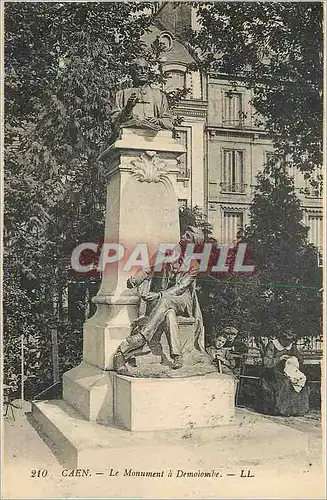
116,253 -> 215,378
111,85 -> 174,135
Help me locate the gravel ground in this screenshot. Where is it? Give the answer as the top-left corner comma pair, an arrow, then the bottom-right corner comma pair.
1,401 -> 325,499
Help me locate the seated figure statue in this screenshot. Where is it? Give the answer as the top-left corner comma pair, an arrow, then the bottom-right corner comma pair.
110,57 -> 174,139
113,227 -> 216,378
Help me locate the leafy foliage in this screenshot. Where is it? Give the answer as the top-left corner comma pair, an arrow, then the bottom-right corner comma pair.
180,180 -> 322,347
239,162 -> 322,339
4,3 -> 322,399
188,2 -> 323,175
179,204 -> 215,241
4,2 -> 157,397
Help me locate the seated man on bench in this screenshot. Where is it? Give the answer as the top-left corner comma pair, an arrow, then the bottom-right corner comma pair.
113,226 -> 206,373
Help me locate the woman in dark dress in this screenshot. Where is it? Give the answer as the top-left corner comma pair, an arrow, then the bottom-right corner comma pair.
259,331 -> 310,416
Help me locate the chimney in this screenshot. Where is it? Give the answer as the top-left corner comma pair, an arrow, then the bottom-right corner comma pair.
156,2 -> 193,37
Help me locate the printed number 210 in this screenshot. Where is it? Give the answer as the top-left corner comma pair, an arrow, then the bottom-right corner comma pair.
31,469 -> 48,478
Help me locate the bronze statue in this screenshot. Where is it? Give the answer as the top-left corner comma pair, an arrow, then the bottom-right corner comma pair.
113,227 -> 216,378
110,57 -> 174,137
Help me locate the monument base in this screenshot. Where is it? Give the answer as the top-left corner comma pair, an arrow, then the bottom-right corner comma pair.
114,373 -> 234,431
63,362 -> 115,423
30,399 -> 312,471
32,372 -> 236,467
63,369 -> 234,429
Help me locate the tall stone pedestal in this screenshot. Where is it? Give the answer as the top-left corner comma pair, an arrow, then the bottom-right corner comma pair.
64,128 -> 186,420
31,127 -> 236,469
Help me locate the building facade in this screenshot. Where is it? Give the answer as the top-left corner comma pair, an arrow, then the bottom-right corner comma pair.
144,4 -> 323,258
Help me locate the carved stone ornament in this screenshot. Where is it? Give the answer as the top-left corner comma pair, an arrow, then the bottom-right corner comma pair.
130,150 -> 169,183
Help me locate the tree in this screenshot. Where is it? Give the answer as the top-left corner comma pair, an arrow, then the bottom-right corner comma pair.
179,204 -> 214,241
239,161 -> 322,340
179,178 -> 322,348
187,2 -> 323,176
4,2 -> 157,397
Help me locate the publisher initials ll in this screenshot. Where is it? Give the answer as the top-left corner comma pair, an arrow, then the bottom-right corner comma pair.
240,469 -> 255,478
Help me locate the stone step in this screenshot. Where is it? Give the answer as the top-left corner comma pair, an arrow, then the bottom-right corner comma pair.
30,399 -> 316,470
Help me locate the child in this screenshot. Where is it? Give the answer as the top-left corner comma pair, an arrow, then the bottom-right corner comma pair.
207,332 -> 235,374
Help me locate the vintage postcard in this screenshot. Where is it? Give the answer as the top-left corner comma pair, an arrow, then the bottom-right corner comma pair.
1,1 -> 325,499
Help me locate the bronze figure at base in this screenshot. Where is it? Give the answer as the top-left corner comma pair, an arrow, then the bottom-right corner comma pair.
112,227 -> 216,378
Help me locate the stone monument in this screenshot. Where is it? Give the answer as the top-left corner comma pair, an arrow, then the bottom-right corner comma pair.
31,58 -> 235,465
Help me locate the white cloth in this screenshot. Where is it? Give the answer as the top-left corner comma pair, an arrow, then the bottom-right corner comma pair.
283,356 -> 306,393
272,338 -> 293,351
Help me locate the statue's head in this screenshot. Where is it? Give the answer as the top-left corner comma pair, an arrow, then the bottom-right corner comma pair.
130,57 -> 150,86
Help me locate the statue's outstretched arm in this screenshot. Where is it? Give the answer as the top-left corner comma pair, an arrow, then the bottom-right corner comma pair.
111,90 -> 136,131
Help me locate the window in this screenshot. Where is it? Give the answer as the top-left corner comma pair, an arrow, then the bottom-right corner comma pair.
223,92 -> 243,126
221,150 -> 246,193
176,129 -> 190,181
307,214 -> 323,266
159,33 -> 173,51
165,70 -> 186,92
222,211 -> 243,244
263,152 -> 294,187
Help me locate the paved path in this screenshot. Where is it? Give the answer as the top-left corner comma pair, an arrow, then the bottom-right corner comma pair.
2,403 -> 325,499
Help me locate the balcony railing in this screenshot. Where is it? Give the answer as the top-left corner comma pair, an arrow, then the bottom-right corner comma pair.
220,182 -> 247,194
222,119 -> 245,128
303,185 -> 323,198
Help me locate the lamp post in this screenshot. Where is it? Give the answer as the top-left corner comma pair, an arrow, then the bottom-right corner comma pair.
20,334 -> 24,408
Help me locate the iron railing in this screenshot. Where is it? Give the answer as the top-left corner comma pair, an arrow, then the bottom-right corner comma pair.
220,182 -> 247,194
